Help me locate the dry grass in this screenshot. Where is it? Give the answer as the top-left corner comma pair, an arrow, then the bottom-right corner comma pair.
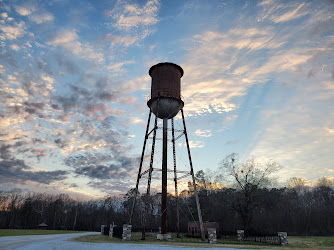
73,234 -> 334,249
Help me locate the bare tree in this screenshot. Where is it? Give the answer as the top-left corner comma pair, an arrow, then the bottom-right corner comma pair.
219,153 -> 281,232
316,177 -> 334,187
220,153 -> 280,189
287,177 -> 306,188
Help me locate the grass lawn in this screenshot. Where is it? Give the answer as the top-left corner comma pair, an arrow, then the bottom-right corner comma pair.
287,236 -> 334,249
73,234 -> 334,249
0,229 -> 88,237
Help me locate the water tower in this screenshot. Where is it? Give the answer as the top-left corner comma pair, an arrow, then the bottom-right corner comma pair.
129,62 -> 205,240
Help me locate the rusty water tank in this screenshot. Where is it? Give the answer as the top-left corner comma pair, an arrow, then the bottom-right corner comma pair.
147,62 -> 184,119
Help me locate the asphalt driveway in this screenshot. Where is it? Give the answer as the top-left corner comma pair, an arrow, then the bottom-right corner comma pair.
0,232 -> 247,249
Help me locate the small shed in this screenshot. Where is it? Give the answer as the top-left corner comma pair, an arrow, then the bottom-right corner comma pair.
38,223 -> 48,229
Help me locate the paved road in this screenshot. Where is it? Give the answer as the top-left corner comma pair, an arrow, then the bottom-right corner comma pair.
0,232 -> 249,249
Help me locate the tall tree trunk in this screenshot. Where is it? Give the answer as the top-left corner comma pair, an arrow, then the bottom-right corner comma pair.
73,208 -> 77,231
53,211 -> 56,230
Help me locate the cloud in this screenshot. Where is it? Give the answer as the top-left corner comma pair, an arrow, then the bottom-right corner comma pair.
54,54 -> 80,74
257,1 -> 310,24
325,127 -> 334,134
47,29 -> 78,45
178,140 -> 204,148
129,117 -> 145,126
0,21 -> 26,40
10,44 -> 20,51
7,71 -> 55,101
271,3 -> 309,23
30,12 -> 54,24
97,92 -> 118,101
53,79 -> 121,115
0,132 -> 50,162
88,180 -> 133,195
149,45 -> 156,52
43,76 -> 133,179
104,33 -> 138,47
23,101 -> 45,115
120,97 -> 136,105
194,129 -> 212,137
249,80 -> 334,182
178,1 -> 332,116
14,5 -> 36,16
12,3 -> 54,24
0,1 -> 151,196
47,29 -> 103,62
249,50 -> 312,78
66,153 -> 138,180
85,103 -> 109,116
1,13 -> 8,19
75,164 -> 128,179
123,75 -> 150,91
40,73 -> 132,168
107,60 -> 135,75
0,64 -> 5,74
0,144 -> 12,160
0,51 -> 18,67
0,158 -> 68,185
180,28 -> 277,115
109,0 -> 159,31
30,148 -> 47,160
41,75 -> 55,84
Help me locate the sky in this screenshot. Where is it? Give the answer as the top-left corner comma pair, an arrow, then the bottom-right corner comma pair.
0,0 -> 333,199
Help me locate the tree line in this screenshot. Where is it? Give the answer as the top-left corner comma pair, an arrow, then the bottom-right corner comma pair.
1,154 -> 333,236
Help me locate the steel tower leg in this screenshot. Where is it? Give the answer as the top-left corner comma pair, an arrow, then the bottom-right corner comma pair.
171,118 -> 180,238
161,118 -> 168,234
130,111 -> 152,225
181,109 -> 205,241
141,111 -> 158,240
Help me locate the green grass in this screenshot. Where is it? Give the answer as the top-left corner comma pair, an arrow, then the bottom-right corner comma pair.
287,236 -> 334,249
73,234 -> 334,249
72,233 -> 274,249
0,229 -> 88,237
73,234 -> 226,248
